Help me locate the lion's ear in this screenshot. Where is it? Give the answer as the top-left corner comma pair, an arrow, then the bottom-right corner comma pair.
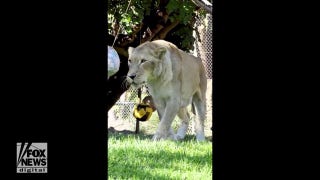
154,47 -> 166,59
128,47 -> 135,56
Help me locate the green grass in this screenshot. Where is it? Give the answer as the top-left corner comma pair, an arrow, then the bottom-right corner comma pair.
108,133 -> 212,180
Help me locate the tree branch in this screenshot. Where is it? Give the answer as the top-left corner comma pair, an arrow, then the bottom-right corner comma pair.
154,20 -> 180,40
113,47 -> 128,58
191,0 -> 212,14
141,24 -> 164,43
116,24 -> 143,47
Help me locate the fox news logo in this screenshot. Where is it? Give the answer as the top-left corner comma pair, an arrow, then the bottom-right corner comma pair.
16,142 -> 47,173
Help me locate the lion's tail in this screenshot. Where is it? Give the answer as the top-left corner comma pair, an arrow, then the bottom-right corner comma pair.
191,59 -> 207,115
198,59 -> 207,105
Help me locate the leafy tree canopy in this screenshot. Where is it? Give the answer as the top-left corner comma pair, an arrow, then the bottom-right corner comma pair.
107,0 -> 209,52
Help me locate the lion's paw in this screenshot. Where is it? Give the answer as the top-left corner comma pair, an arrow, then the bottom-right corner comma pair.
152,133 -> 166,141
152,132 -> 177,141
196,134 -> 206,142
176,134 -> 185,141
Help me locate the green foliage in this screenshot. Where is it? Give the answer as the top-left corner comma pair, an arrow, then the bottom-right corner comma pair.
108,0 -> 208,51
168,24 -> 196,51
166,0 -> 197,25
108,0 -> 154,34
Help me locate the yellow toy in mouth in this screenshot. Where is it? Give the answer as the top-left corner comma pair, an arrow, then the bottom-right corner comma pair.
133,103 -> 153,122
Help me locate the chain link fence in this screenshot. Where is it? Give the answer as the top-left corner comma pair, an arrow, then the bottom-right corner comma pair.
108,13 -> 213,137
191,13 -> 213,137
193,14 -> 213,79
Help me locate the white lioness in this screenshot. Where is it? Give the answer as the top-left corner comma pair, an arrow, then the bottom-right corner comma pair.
126,40 -> 207,141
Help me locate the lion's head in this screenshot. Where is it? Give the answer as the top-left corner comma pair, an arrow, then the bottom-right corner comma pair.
126,41 -> 173,88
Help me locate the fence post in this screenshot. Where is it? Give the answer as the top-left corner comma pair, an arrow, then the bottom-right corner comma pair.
135,88 -> 142,134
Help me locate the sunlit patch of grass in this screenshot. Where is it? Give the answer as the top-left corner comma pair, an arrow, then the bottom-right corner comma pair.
108,134 -> 212,180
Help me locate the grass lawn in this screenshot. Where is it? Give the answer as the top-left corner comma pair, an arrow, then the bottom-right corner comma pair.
108,133 -> 212,180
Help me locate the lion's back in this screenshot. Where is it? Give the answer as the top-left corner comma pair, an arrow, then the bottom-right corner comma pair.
139,40 -> 206,100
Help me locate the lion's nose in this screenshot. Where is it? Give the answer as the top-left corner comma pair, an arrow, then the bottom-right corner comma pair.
128,74 -> 136,79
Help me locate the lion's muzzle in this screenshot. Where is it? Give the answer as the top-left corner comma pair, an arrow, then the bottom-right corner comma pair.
126,74 -> 136,84
128,74 -> 136,80
126,76 -> 133,84
126,74 -> 145,88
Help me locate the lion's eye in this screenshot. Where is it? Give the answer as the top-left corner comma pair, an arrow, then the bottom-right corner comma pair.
128,59 -> 132,64
141,59 -> 147,63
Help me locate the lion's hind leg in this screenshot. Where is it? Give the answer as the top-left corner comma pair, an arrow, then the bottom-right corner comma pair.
176,108 -> 191,140
192,93 -> 206,141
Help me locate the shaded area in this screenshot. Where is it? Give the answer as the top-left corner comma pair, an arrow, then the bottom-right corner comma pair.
108,129 -> 212,142
108,127 -> 136,135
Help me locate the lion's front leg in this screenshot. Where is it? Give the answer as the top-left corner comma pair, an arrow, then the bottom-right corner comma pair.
153,99 -> 179,141
176,108 -> 190,140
